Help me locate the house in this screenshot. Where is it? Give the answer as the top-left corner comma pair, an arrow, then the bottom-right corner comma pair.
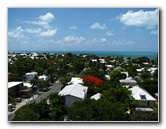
8,82 -> 33,98
147,67 -> 158,75
90,93 -> 101,100
115,66 -> 125,71
59,83 -> 88,107
99,59 -> 106,64
68,77 -> 83,85
25,72 -> 38,82
121,72 -> 129,78
155,93 -> 158,102
119,77 -> 137,86
105,68 -> 111,74
8,82 -> 23,97
38,75 -> 48,81
129,86 -> 156,111
105,75 -> 110,80
105,65 -> 114,69
136,68 -> 144,74
19,83 -> 33,98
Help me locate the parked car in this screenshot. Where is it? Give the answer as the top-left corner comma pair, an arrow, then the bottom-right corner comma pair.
15,98 -> 22,103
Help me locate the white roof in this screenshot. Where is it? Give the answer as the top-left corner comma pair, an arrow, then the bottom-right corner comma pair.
68,77 -> 83,84
23,82 -> 32,88
135,107 -> 154,112
39,75 -> 48,80
25,72 -> 38,75
119,79 -> 137,83
8,82 -> 23,88
99,59 -> 106,63
129,86 -> 156,101
136,68 -> 144,72
91,59 -> 97,62
91,93 -> 101,100
59,83 -> 88,99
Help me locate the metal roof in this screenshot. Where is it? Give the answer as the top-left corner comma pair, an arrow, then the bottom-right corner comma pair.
8,82 -> 23,88
59,83 -> 88,99
129,86 -> 156,101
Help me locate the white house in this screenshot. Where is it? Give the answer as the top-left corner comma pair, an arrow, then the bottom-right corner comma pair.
121,72 -> 129,78
90,93 -> 101,100
119,77 -> 137,86
25,72 -> 38,82
68,77 -> 83,85
129,86 -> 156,111
99,59 -> 106,64
59,83 -> 88,107
147,67 -> 158,75
136,68 -> 144,74
38,75 -> 48,81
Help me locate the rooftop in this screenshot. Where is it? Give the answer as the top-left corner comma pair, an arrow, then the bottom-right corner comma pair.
8,82 -> 23,88
129,86 -> 156,101
59,83 -> 88,99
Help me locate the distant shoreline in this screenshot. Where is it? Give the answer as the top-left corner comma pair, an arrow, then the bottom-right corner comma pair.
8,50 -> 158,59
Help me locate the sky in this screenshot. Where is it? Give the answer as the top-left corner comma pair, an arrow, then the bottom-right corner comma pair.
8,8 -> 159,52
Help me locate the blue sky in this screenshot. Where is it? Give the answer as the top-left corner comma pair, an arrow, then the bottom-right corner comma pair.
8,8 -> 158,52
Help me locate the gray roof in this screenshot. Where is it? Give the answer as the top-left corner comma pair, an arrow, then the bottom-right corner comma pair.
129,86 -> 156,101
59,83 -> 88,99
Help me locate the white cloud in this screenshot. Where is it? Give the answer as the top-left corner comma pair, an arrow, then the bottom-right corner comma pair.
150,30 -> 158,35
63,35 -> 85,43
90,22 -> 107,29
39,29 -> 57,37
100,38 -> 107,43
39,12 -> 54,22
26,28 -> 42,33
105,30 -> 114,36
112,39 -> 136,46
69,26 -> 78,30
85,38 -> 108,47
25,12 -> 55,29
8,26 -> 24,39
119,9 -> 158,28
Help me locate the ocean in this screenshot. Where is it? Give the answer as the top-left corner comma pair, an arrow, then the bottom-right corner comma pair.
9,50 -> 158,59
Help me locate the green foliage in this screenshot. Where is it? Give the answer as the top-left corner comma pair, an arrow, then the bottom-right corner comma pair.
12,93 -> 67,121
13,104 -> 39,121
8,95 -> 16,106
140,72 -> 151,80
68,98 -> 128,121
138,56 -> 150,63
130,109 -> 158,121
141,78 -> 158,96
102,87 -> 136,109
126,65 -> 137,77
110,69 -> 121,81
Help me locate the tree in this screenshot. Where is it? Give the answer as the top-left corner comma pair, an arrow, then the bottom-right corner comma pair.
102,87 -> 136,109
68,98 -> 128,121
110,69 -> 121,81
12,104 -> 39,121
82,75 -> 102,87
12,93 -> 67,121
129,108 -> 158,121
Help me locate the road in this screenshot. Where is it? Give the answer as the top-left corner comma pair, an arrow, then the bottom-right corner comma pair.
8,81 -> 62,121
35,82 -> 62,103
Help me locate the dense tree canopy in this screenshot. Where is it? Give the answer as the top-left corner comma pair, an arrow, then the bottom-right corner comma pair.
68,98 -> 129,121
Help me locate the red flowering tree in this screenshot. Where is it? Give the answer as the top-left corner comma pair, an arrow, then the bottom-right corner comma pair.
48,60 -> 55,65
82,75 -> 102,87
